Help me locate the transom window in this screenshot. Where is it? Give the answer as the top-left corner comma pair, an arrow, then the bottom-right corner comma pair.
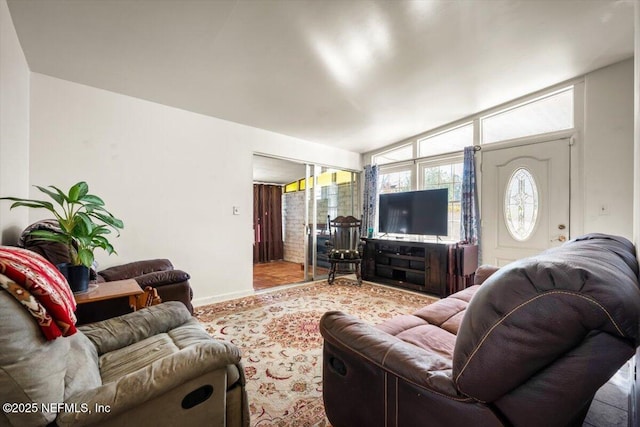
481,87 -> 574,144
418,123 -> 473,157
372,144 -> 413,165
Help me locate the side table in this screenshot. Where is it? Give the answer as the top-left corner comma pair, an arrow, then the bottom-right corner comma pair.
74,279 -> 144,312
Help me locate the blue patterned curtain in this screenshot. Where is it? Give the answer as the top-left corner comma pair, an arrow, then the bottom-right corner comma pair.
460,147 -> 479,245
362,164 -> 378,237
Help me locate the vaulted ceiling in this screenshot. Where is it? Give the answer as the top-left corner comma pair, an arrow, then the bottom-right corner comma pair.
8,0 -> 635,154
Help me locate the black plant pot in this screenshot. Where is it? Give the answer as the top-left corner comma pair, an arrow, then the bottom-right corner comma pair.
57,263 -> 90,293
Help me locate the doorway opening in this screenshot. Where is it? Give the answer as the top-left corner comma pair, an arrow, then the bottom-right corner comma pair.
252,154 -> 360,290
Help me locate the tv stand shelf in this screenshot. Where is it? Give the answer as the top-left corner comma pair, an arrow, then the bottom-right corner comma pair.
362,238 -> 478,297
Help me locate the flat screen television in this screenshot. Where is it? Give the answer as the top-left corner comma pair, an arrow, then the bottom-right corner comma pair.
378,189 -> 449,236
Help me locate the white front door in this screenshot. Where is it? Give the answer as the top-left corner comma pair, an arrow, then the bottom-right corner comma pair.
481,139 -> 570,266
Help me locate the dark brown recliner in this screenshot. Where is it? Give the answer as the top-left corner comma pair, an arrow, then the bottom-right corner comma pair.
21,228 -> 193,324
320,233 -> 640,427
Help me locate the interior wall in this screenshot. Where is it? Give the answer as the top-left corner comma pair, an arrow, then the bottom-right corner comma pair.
0,0 -> 30,244
583,59 -> 634,238
29,73 -> 360,304
634,3 -> 640,249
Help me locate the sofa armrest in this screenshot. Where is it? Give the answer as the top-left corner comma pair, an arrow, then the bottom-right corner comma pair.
134,269 -> 190,288
78,302 -> 192,355
98,259 -> 174,281
320,311 -> 460,396
473,264 -> 500,286
56,340 -> 242,427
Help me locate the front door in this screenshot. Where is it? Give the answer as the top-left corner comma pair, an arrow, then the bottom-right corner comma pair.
481,139 -> 570,266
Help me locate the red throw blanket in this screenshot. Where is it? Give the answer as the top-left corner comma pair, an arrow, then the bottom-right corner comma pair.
0,246 -> 77,340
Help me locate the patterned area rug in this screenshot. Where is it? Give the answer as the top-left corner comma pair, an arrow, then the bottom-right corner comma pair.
195,278 -> 437,427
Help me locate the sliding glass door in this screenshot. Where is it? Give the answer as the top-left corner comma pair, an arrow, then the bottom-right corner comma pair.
257,154 -> 359,286
305,165 -> 359,281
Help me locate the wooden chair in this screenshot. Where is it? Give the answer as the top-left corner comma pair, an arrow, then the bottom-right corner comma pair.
326,215 -> 363,285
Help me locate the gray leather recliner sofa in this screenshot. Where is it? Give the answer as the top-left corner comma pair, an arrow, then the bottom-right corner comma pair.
0,298 -> 249,427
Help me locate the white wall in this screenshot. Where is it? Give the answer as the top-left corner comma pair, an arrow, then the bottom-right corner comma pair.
0,0 -> 30,244
29,73 -> 360,303
634,3 -> 639,249
583,59 -> 634,238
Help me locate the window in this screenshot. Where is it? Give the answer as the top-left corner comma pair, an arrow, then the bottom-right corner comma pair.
504,168 -> 539,241
418,123 -> 473,157
420,159 -> 463,241
481,87 -> 574,144
367,83 -> 577,241
372,144 -> 413,165
378,169 -> 412,194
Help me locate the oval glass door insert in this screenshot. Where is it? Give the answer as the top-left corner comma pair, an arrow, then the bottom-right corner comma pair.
504,167 -> 539,241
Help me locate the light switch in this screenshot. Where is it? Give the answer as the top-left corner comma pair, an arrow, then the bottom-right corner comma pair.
233,206 -> 240,215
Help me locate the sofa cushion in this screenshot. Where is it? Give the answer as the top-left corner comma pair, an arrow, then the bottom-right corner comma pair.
98,259 -> 174,281
375,314 -> 427,336
440,311 -> 466,335
79,301 -> 192,355
412,288 -> 475,326
453,233 -> 640,402
64,332 -> 102,399
100,333 -> 180,384
396,324 -> 456,359
98,318 -> 240,387
375,285 -> 479,358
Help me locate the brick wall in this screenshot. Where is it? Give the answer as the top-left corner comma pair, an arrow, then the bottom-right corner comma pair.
283,191 -> 305,263
282,182 -> 359,264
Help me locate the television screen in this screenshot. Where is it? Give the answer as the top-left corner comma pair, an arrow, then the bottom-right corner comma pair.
378,189 -> 449,236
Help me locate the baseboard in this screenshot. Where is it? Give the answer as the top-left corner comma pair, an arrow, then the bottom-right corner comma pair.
192,289 -> 256,307
191,277 -> 427,308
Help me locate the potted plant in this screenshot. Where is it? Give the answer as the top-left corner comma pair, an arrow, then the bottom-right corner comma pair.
0,181 -> 124,292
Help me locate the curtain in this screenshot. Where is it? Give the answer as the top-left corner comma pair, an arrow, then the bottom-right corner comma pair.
361,164 -> 378,237
460,146 -> 480,246
253,184 -> 284,263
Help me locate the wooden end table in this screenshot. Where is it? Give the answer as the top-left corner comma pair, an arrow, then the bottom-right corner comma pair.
74,279 -> 144,312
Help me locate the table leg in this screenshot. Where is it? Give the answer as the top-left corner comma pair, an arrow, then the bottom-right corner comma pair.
128,295 -> 137,311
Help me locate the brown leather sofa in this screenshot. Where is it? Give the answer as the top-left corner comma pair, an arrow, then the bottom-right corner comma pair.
320,233 -> 640,427
21,228 -> 193,323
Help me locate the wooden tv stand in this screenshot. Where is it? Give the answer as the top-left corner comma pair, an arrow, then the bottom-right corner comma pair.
362,238 -> 478,297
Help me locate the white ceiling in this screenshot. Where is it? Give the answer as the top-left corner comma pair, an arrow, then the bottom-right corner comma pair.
7,0 -> 635,155
253,155 -> 306,185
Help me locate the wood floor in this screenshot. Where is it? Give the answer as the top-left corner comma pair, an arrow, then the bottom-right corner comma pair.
253,260 -> 328,290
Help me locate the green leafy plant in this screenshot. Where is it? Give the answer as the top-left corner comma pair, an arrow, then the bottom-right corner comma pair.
1,181 -> 124,268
